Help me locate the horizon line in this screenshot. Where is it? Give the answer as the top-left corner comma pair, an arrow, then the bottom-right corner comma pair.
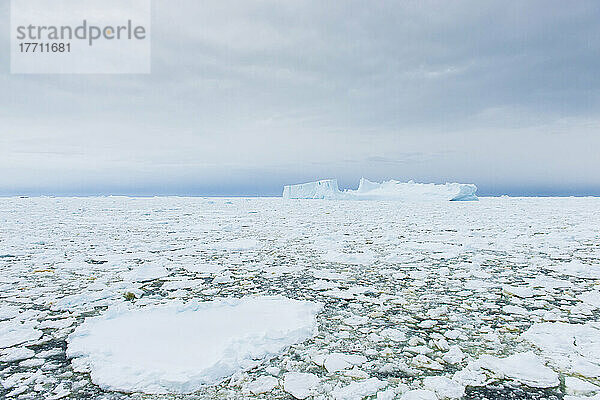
2,194 -> 600,199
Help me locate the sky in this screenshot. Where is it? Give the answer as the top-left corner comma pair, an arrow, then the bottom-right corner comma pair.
1,0 -> 600,196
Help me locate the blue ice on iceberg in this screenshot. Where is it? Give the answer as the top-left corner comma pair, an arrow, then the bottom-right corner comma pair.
282,178 -> 478,201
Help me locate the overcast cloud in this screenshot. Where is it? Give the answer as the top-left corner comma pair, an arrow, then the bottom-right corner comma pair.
1,0 -> 599,196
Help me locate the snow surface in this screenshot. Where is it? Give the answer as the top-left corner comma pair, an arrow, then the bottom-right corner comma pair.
2,196 -> 600,399
66,296 -> 322,393
282,178 -> 478,201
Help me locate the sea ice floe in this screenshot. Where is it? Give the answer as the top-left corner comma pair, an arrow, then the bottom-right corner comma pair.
0,305 -> 21,320
309,280 -> 338,291
523,322 -> 600,378
322,353 -> 367,373
322,288 -> 358,300
442,345 -> 465,364
412,354 -> 444,370
577,291 -> 600,308
565,395 -> 600,400
344,366 -> 369,379
39,317 -> 75,329
525,276 -> 573,290
343,314 -> 369,326
19,357 -> 44,367
0,346 -> 35,362
376,388 -> 399,400
180,262 -> 227,275
48,381 -> 70,399
423,376 -> 465,399
52,290 -> 114,311
452,361 -> 491,387
444,330 -> 462,340
502,285 -> 536,298
380,328 -> 407,342
502,304 -> 529,316
210,238 -> 260,251
400,389 -> 438,400
244,375 -> 279,395
66,296 -> 322,393
283,372 -> 320,399
212,272 -> 233,284
312,269 -> 349,281
0,320 -> 42,348
322,250 -> 375,265
123,262 -> 170,282
565,376 -> 600,396
548,260 -> 600,279
477,351 -> 559,388
331,377 -> 387,400
161,279 -> 204,291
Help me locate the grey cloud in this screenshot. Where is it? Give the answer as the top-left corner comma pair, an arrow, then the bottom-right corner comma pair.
1,0 -> 600,195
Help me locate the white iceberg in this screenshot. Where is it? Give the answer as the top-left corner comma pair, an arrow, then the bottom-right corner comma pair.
282,178 -> 477,201
282,179 -> 342,199
66,296 -> 322,394
353,178 -> 478,201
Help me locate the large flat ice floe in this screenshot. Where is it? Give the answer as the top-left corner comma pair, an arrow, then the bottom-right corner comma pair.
66,296 -> 322,394
0,320 -> 42,349
282,178 -> 478,201
476,351 -> 559,388
523,322 -> 600,378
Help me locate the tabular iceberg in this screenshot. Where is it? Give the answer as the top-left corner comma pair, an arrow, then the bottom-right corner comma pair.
282,179 -> 341,199
282,178 -> 478,201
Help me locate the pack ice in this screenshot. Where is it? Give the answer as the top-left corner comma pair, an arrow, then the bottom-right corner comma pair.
3,196 -> 600,399
282,178 -> 478,201
66,296 -> 322,394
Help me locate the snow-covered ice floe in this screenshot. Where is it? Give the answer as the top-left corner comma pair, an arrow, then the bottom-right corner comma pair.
282,179 -> 342,200
66,296 -> 322,394
476,351 -> 559,388
282,178 -> 478,201
0,320 -> 42,349
523,322 -> 600,378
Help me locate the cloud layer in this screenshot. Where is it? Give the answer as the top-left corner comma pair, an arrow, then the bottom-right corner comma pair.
1,0 -> 599,195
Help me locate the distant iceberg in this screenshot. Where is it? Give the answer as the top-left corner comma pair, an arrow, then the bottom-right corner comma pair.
282,178 -> 478,201
282,179 -> 342,200
353,178 -> 478,201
